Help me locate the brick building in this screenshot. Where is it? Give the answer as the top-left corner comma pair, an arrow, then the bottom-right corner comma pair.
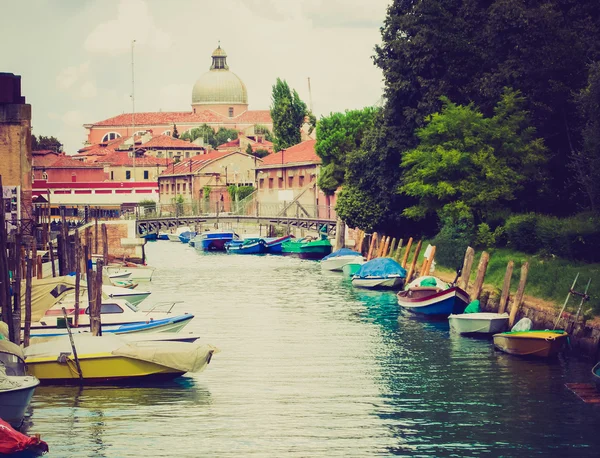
0,73 -> 33,233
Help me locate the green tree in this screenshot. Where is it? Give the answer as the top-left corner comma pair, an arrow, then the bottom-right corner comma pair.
172,124 -> 179,138
215,127 -> 238,147
270,78 -> 308,152
251,149 -> 270,159
315,108 -> 377,195
32,134 -> 62,152
245,143 -> 253,154
399,89 -> 547,223
571,62 -> 600,212
376,0 -> 600,215
180,124 -> 216,147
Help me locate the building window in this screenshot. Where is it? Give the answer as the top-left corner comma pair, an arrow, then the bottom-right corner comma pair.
268,178 -> 273,189
299,176 -> 304,187
185,151 -> 190,158
110,171 -> 114,180
288,176 -> 293,188
126,170 -> 131,180
42,172 -> 48,180
177,183 -> 180,192
278,177 -> 283,188
101,132 -> 121,142
228,107 -> 234,117
162,130 -> 171,136
143,170 -> 149,180
168,152 -> 173,158
259,178 -> 264,188
183,183 -> 186,192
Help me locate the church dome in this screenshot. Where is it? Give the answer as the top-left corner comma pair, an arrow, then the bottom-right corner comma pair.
192,45 -> 248,106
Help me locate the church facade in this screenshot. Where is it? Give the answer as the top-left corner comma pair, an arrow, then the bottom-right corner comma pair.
83,45 -> 272,146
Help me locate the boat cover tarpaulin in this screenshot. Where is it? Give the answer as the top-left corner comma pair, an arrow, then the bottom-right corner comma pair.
24,334 -> 219,374
113,341 -> 219,373
19,276 -> 84,322
322,248 -> 362,260
356,258 -> 407,278
0,321 -> 8,339
405,276 -> 449,290
0,418 -> 48,455
0,339 -> 25,360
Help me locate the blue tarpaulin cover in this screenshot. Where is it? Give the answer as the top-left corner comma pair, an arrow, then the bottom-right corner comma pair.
322,248 -> 362,260
356,258 -> 407,278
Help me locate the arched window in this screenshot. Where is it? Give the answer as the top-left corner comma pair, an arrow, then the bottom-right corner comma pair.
162,130 -> 171,136
101,132 -> 122,142
134,130 -> 147,137
42,172 -> 48,180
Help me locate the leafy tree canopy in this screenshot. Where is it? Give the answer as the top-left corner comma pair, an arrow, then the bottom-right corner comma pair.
172,124 -> 179,138
179,125 -> 238,149
270,78 -> 308,152
32,134 -> 62,152
315,107 -> 377,195
399,89 -> 547,223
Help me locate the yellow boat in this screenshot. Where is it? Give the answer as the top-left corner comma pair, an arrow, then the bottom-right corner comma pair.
493,330 -> 569,358
24,334 -> 217,384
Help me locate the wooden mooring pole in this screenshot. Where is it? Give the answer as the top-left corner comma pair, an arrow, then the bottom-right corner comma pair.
92,259 -> 104,336
23,244 -> 33,347
509,262 -> 529,328
401,237 -> 413,269
460,247 -> 475,291
406,240 -> 422,283
498,261 -> 514,314
472,251 -> 490,300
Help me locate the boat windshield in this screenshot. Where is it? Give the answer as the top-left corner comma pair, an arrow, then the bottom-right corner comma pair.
124,300 -> 139,312
0,352 -> 27,376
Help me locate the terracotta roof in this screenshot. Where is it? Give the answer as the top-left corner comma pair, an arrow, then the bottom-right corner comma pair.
141,136 -> 203,149
98,152 -> 172,167
33,154 -> 103,168
32,149 -> 59,156
217,135 -> 274,152
233,110 -> 272,124
89,110 -> 272,127
160,151 -> 235,176
260,140 -> 319,166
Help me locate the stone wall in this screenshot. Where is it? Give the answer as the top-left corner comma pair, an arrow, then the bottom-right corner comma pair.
78,220 -> 145,263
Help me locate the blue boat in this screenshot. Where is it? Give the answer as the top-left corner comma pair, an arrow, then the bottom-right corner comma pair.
263,235 -> 293,254
225,237 -> 267,254
157,232 -> 169,240
141,232 -> 158,241
351,258 -> 407,289
178,231 -> 197,244
397,276 -> 470,317
197,231 -> 240,251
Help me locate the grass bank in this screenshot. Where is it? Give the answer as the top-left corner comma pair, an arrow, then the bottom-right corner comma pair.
418,246 -> 600,317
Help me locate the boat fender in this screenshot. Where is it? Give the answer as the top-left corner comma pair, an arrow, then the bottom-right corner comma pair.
57,352 -> 72,363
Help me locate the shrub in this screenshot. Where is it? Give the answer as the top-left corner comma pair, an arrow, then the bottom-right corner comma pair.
432,203 -> 474,270
503,213 -> 539,252
475,223 -> 495,247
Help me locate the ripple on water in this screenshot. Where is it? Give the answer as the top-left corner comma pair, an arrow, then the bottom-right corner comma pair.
24,242 -> 600,457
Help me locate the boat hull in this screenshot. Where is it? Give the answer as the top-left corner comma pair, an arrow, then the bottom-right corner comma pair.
105,266 -> 155,281
226,239 -> 267,254
493,331 -> 569,358
26,353 -> 184,385
342,261 -> 365,277
264,236 -> 293,254
321,255 -> 364,272
397,286 -> 470,317
0,377 -> 39,427
30,314 -> 194,338
448,313 -> 509,335
352,276 -> 404,289
167,234 -> 181,242
592,363 -> 600,392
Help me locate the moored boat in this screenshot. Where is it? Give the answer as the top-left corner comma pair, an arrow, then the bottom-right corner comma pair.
105,264 -> 155,281
352,257 -> 406,289
263,235 -> 293,254
24,334 -> 218,384
342,259 -> 366,277
493,328 -> 569,358
178,231 -> 197,244
592,362 -> 600,392
448,299 -> 509,335
103,284 -> 151,306
397,276 -> 469,317
281,237 -> 333,260
167,226 -> 192,242
320,248 -> 365,272
195,231 -> 240,251
0,340 -> 40,428
225,237 -> 267,254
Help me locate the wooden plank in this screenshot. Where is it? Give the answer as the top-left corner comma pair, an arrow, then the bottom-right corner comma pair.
498,260 -> 514,314
406,240 -> 422,284
472,251 -> 490,300
401,237 -> 413,268
460,247 -> 475,291
509,261 -> 529,327
367,232 -> 378,261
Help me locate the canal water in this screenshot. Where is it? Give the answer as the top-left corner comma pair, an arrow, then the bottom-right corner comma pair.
25,241 -> 600,457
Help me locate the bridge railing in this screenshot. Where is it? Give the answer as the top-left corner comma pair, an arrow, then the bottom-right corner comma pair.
135,201 -> 336,220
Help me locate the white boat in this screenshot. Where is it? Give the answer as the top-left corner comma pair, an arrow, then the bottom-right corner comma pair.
167,226 -> 192,242
23,276 -> 193,338
448,312 -> 510,335
352,276 -> 404,289
341,259 -> 366,277
0,340 -> 40,428
108,271 -> 132,280
102,284 -> 151,306
104,265 -> 155,281
320,248 -> 365,272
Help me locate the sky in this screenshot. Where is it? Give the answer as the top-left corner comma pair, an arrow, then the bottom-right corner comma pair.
1,0 -> 390,154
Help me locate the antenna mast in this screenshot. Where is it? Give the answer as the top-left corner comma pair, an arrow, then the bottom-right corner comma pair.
307,77 -> 313,112
131,39 -> 136,181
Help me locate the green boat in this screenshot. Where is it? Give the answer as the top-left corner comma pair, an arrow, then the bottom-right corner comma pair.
281,237 -> 333,260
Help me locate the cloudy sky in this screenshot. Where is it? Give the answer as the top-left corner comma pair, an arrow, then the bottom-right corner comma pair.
2,0 -> 390,153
